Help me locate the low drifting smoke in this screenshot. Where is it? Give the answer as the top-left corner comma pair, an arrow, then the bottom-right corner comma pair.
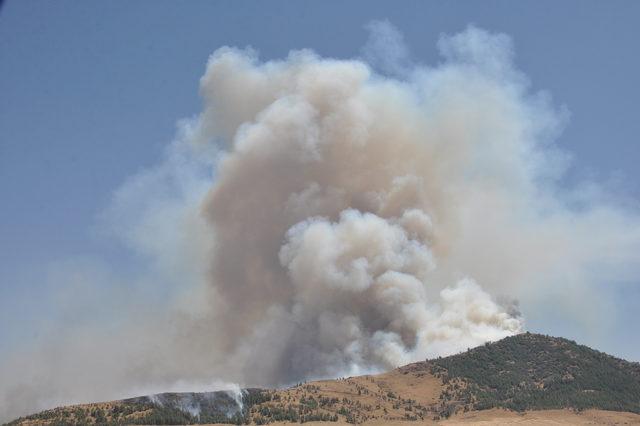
2,23 -> 640,422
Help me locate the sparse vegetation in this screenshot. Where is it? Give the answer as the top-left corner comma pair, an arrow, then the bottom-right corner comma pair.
7,333 -> 640,425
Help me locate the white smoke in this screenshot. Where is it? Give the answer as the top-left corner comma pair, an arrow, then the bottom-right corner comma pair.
2,23 -> 640,422
275,209 -> 520,371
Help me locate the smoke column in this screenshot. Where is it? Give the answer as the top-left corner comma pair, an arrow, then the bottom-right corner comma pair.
2,23 -> 640,422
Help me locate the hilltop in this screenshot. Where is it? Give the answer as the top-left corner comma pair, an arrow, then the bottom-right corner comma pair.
430,332 -> 640,414
6,333 -> 640,425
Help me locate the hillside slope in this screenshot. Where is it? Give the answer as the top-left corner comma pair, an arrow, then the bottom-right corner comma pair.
6,333 -> 640,425
430,332 -> 640,414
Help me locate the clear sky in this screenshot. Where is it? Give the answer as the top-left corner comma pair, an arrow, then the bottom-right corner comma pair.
1,0 -> 640,363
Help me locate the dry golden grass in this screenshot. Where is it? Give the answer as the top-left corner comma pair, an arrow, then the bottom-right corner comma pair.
246,362 -> 445,423
442,408 -> 640,425
12,361 -> 640,425
205,409 -> 640,425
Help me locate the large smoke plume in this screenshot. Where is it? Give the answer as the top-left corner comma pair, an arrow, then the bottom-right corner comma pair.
2,23 -> 640,421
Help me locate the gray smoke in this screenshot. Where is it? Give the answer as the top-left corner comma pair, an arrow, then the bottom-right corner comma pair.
2,23 -> 640,422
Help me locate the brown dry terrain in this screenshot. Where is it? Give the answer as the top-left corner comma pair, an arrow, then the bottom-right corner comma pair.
8,334 -> 640,425
218,409 -> 640,425
442,409 -> 640,425
9,369 -> 640,425
225,363 -> 640,425
248,362 -> 447,424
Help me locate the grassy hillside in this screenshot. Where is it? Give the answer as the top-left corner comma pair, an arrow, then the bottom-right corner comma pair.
6,333 -> 640,425
429,332 -> 640,414
4,390 -> 270,426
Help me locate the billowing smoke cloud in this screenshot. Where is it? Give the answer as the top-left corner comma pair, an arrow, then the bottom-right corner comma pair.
2,23 -> 640,422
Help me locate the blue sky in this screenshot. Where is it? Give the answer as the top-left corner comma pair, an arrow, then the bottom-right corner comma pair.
1,0 -> 640,363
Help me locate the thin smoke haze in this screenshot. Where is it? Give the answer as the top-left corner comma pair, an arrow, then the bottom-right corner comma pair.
2,23 -> 640,422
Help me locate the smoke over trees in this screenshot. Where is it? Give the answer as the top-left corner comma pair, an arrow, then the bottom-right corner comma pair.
2,23 -> 640,423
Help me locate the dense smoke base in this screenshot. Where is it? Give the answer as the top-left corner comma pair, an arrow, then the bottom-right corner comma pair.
2,24 -> 640,422
194,26 -> 528,383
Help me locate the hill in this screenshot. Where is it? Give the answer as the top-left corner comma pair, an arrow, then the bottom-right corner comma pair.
430,332 -> 640,414
6,333 -> 640,425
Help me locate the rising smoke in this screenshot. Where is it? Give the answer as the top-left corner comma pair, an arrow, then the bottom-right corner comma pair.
2,23 -> 640,422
